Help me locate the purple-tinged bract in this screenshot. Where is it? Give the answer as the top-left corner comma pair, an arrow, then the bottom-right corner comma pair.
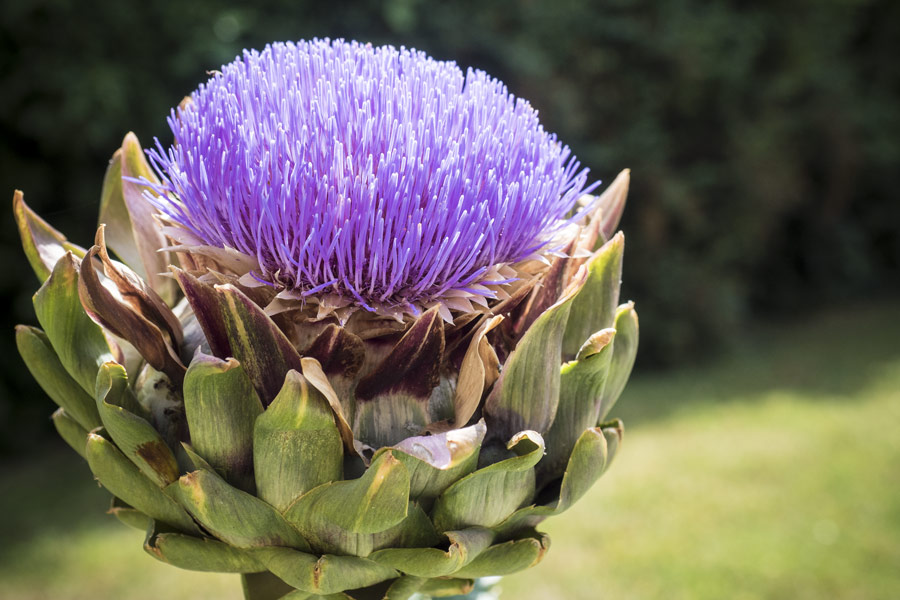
149,39 -> 596,312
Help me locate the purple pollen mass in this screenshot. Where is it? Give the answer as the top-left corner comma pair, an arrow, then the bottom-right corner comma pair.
148,39 -> 597,312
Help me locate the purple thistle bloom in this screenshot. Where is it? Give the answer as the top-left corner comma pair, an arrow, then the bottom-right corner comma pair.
148,39 -> 597,313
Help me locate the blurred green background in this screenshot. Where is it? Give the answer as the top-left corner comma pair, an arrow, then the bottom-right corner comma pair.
1,1 -> 898,598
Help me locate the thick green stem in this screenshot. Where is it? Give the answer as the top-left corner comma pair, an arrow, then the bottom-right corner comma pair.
346,580 -> 395,600
239,573 -> 500,600
241,571 -> 296,600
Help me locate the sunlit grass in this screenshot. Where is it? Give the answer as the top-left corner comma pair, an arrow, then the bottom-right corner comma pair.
1,302 -> 897,600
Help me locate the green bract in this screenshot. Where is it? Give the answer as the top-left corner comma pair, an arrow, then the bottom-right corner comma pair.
13,135 -> 637,600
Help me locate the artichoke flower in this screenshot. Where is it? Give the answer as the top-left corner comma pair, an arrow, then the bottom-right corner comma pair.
13,40 -> 637,600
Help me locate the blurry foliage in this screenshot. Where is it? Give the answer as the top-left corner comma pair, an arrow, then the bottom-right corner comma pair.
1,0 -> 898,452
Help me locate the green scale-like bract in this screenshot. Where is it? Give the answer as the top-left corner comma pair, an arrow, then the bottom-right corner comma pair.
13,134 -> 637,600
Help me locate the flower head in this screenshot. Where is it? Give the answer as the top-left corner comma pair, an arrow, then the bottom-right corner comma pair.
148,39 -> 596,315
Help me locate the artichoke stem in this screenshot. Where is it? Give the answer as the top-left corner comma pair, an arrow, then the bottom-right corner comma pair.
241,571 -> 295,600
347,580 -> 395,600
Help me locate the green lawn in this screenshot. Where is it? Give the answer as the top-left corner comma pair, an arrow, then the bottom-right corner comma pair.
1,302 -> 898,600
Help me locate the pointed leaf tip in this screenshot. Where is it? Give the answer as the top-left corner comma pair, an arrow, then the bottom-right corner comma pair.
562,232 -> 624,360
594,168 -> 630,243
216,283 -> 303,405
144,521 -> 266,573
253,368 -> 342,511
119,132 -> 177,304
431,431 -> 544,531
171,266 -> 232,359
389,431 -> 485,508
540,326 -> 615,483
370,526 -> 494,579
300,357 -> 357,453
184,353 -> 263,493
600,418 -> 624,470
51,408 -> 90,459
95,361 -> 179,487
33,253 -> 117,396
354,307 -> 445,448
254,547 -> 398,595
13,190 -> 86,282
283,450 -> 410,539
484,273 -> 582,439
79,243 -> 185,385
16,324 -> 101,431
356,306 -> 445,402
99,147 -> 147,279
452,530 -> 550,578
453,316 -> 503,428
94,225 -> 183,346
598,302 -> 638,420
174,468 -> 308,549
85,432 -> 198,534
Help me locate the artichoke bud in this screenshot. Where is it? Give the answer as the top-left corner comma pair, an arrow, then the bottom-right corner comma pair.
13,40 -> 639,599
